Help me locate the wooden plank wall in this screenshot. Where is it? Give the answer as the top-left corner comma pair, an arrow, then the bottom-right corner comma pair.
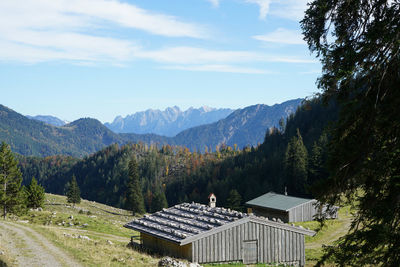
288,201 -> 318,222
141,233 -> 192,260
192,221 -> 305,266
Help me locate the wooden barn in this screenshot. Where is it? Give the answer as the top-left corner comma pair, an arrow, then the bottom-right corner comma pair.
245,192 -> 338,223
124,201 -> 315,266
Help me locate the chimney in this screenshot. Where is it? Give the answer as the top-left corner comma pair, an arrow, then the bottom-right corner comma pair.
208,193 -> 216,208
284,186 -> 288,196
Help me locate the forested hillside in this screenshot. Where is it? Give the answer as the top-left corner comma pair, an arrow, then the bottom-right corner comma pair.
19,143 -> 239,211
0,104 -> 161,157
19,98 -> 338,212
174,99 -> 302,151
165,98 -> 338,207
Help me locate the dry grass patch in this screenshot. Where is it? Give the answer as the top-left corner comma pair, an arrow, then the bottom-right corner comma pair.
33,225 -> 159,267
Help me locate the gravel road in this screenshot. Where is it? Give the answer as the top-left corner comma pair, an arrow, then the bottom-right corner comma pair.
0,221 -> 82,267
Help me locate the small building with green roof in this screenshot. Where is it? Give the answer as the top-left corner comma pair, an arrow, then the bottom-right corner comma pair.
245,192 -> 333,223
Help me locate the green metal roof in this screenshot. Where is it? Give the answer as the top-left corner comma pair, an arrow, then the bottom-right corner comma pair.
245,192 -> 315,211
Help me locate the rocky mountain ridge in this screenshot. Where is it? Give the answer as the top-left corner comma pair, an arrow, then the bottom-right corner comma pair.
105,106 -> 234,136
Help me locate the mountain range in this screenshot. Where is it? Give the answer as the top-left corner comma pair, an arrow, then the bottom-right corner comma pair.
0,99 -> 302,157
105,106 -> 234,136
172,99 -> 302,151
26,115 -> 67,127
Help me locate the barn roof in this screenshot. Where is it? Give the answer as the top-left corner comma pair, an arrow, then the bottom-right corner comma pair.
245,192 -> 316,211
124,202 -> 315,245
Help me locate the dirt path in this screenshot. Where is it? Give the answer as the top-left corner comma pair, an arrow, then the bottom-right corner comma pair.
0,221 -> 82,267
306,218 -> 352,249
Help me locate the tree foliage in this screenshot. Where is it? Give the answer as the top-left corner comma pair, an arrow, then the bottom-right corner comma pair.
151,187 -> 168,213
226,189 -> 242,212
301,0 -> 400,265
0,142 -> 25,219
25,177 -> 45,209
66,175 -> 81,206
285,129 -> 308,196
126,158 -> 145,215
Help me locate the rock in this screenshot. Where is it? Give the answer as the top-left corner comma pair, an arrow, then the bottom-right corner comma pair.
18,220 -> 29,223
158,257 -> 199,267
38,207 -> 43,211
63,233 -> 72,238
58,223 -> 62,226
69,215 -> 74,220
78,235 -> 91,241
68,222 -> 74,226
0,250 -> 4,255
106,240 -> 113,245
82,223 -> 89,227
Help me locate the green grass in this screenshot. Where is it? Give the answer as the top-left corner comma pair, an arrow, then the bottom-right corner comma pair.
293,205 -> 353,264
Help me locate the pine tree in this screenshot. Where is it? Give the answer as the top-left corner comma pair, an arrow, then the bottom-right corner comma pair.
284,129 -> 308,196
26,177 -> 45,209
151,188 -> 168,213
308,132 -> 329,188
126,158 -> 145,215
301,1 -> 400,264
66,175 -> 81,206
0,142 -> 25,219
226,189 -> 242,212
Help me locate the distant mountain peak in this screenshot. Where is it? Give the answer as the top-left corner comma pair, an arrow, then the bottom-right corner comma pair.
199,105 -> 214,112
105,106 -> 235,136
26,115 -> 67,127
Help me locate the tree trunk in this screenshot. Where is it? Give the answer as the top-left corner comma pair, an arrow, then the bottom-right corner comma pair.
3,180 -> 6,220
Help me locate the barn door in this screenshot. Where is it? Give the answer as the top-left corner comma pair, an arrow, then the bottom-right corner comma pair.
242,240 -> 258,264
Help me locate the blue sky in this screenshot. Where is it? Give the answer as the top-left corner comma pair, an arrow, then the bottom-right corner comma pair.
0,0 -> 320,123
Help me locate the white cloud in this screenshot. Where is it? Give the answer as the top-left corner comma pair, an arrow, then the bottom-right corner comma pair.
253,28 -> 305,45
0,0 -> 207,63
245,0 -> 309,21
299,69 -> 321,75
245,0 -> 272,20
135,46 -> 315,64
270,0 -> 309,21
163,64 -> 273,74
207,0 -> 220,8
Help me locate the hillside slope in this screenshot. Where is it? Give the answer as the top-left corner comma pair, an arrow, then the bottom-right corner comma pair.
0,104 -> 160,157
0,193 -> 159,267
174,98 -> 302,151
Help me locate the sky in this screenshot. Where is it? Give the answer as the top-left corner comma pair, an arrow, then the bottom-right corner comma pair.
0,0 -> 321,123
